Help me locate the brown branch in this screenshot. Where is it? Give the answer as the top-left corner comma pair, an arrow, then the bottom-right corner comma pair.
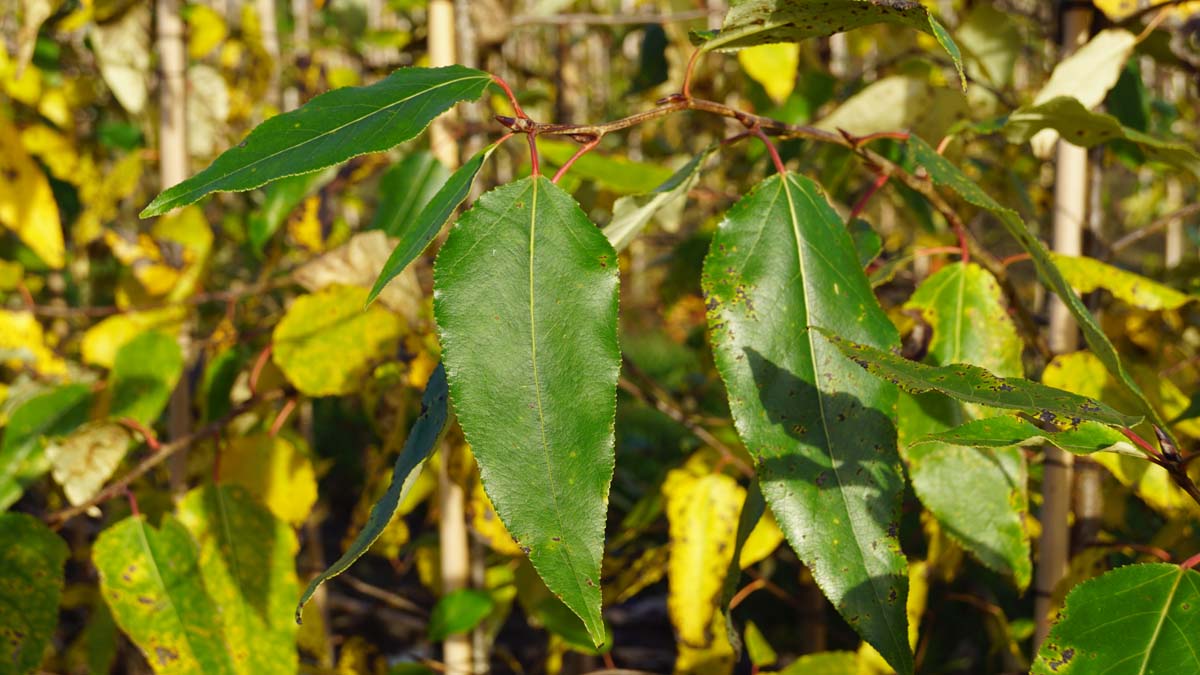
47,388 -> 286,527
1108,203 -> 1200,255
512,10 -> 714,26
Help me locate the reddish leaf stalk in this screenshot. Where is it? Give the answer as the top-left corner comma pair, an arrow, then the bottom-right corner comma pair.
848,172 -> 891,221
248,344 -> 274,396
125,487 -> 140,517
681,48 -> 703,99
118,418 -> 162,452
527,133 -> 541,177
750,126 -> 786,175
552,136 -> 601,183
490,74 -> 528,119
1181,551 -> 1200,571
1121,427 -> 1162,460
270,397 -> 298,437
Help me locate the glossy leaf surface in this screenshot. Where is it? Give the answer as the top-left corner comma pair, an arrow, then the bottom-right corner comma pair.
703,172 -> 911,674
905,134 -> 1168,433
824,331 -> 1139,428
368,143 -> 500,305
176,485 -> 299,674
1033,564 -> 1200,675
0,513 -> 67,675
142,65 -> 491,216
296,365 -> 448,619
898,262 -> 1030,588
701,0 -> 963,88
433,176 -> 619,647
916,415 -> 1133,455
94,516 -> 235,674
0,384 -> 91,511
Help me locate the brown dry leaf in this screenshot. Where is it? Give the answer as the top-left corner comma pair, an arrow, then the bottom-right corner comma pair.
46,422 -> 132,506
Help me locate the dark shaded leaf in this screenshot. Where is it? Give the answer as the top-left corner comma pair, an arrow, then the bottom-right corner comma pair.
371,151 -> 451,237
0,513 -> 67,675
0,384 -> 91,511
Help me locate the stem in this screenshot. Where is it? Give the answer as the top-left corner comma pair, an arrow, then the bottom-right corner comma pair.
269,397 -> 298,437
491,74 -> 528,120
750,126 -> 786,175
682,48 -> 704,98
527,133 -> 541,177
1181,552 -> 1200,571
848,173 -> 890,221
728,578 -> 767,610
552,136 -> 601,183
117,418 -> 161,452
1120,427 -> 1162,460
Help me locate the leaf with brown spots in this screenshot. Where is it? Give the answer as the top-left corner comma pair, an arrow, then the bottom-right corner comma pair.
0,513 -> 67,675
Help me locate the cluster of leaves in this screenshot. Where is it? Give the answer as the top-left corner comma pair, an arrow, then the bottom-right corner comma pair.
3,0 -> 1200,673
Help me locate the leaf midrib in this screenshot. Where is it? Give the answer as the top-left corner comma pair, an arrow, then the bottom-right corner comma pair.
1135,569 -> 1184,675
133,519 -> 217,670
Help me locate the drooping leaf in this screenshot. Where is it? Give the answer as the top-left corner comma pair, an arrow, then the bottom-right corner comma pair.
604,146 -> 716,253
905,134 -> 1168,433
94,516 -> 237,674
368,142 -> 501,305
700,0 -> 964,89
702,172 -> 911,674
109,331 -> 184,425
272,285 -> 404,397
1033,563 -> 1200,675
0,384 -> 91,511
823,330 -> 1140,427
915,415 -> 1135,455
1050,252 -> 1195,310
141,65 -> 492,217
370,151 -> 451,237
0,512 -> 67,675
434,177 -> 620,647
898,262 -> 1030,589
176,485 -> 299,674
296,365 -> 448,619
220,434 -> 317,527
428,589 -> 496,642
247,168 -> 336,254
45,422 -> 132,507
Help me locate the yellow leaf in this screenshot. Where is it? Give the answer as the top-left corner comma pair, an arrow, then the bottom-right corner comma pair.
603,545 -> 668,605
221,433 -> 318,526
288,195 -> 325,253
74,152 -> 143,244
738,43 -> 800,104
80,306 -> 187,369
0,309 -> 66,375
37,87 -> 72,128
0,119 -> 63,268
294,231 -> 423,323
739,508 -> 784,568
154,205 -> 214,302
664,467 -> 745,648
21,124 -> 80,181
470,480 -> 524,556
46,422 -> 132,506
89,3 -> 150,114
674,612 -> 735,675
103,229 -> 184,296
272,286 -> 404,397
0,259 -> 23,291
0,49 -> 42,105
186,5 -> 228,59
857,561 -> 928,673
187,64 -> 230,158
1095,0 -> 1200,21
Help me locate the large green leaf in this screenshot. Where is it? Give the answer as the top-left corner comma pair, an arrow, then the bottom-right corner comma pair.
176,485 -> 299,674
370,151 -> 451,237
141,65 -> 492,217
904,135 -> 1168,432
915,415 -> 1134,455
824,331 -> 1140,428
0,384 -> 91,511
433,177 -> 620,647
699,0 -> 963,88
109,330 -> 184,424
94,516 -> 236,674
1033,563 -> 1200,675
0,513 -> 67,675
603,145 -> 716,252
702,172 -> 911,674
898,262 -> 1030,589
295,364 -> 448,618
368,143 -> 500,305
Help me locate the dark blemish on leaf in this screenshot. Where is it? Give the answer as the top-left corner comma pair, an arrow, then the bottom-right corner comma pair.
998,383 -> 1014,392
520,546 -> 531,555
887,521 -> 899,538
137,596 -> 154,605
551,536 -> 561,542
155,646 -> 179,665
815,471 -> 828,487
888,588 -> 898,603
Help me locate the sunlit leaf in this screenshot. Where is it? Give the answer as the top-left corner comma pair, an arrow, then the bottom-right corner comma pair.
185,4 -> 227,59
142,65 -> 492,217
703,172 -> 911,674
537,140 -> 676,194
0,384 -> 91,511
604,146 -> 716,253
738,43 -> 800,103
296,365 -> 448,618
774,651 -> 859,674
297,231 -> 422,322
74,152 -> 144,245
915,415 -> 1135,455
271,285 -> 404,397
109,331 -> 184,425
45,422 -> 132,507
90,3 -> 151,114
0,512 -> 67,675
0,310 -> 66,375
0,119 -> 63,268
186,65 -> 231,159
220,434 -> 317,526
1033,564 -> 1200,675
80,306 -> 187,369
1051,253 -> 1194,310
815,75 -> 969,141
434,177 -> 619,647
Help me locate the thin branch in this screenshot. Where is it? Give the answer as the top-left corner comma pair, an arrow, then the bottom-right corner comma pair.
339,574 -> 428,616
1108,203 -> 1200,254
512,10 -> 714,26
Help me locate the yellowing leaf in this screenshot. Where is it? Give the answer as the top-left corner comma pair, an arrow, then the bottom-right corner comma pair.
0,48 -> 42,104
221,433 -> 318,526
81,305 -> 187,369
739,508 -> 784,568
90,4 -> 151,114
603,545 -> 668,605
104,230 -> 185,296
288,196 -> 324,253
0,118 -> 64,268
272,285 -> 404,397
1094,0 -> 1200,21
1052,253 -> 1193,311
295,231 -> 423,324
674,612 -> 735,675
186,5 -> 228,59
470,480 -> 524,556
187,65 -> 230,159
21,124 -> 80,181
74,152 -> 144,244
858,561 -> 928,673
816,75 -> 969,143
46,422 -> 132,506
154,206 -> 214,302
664,467 -> 745,649
738,43 -> 800,104
0,309 -> 66,375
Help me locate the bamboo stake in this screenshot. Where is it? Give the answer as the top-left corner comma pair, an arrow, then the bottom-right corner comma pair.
1035,2 -> 1092,650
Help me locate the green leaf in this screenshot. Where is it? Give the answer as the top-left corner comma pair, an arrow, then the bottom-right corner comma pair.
94,516 -> 237,674
1050,252 -> 1195,311
175,484 -> 299,674
0,513 -> 67,675
537,139 -> 676,194
295,364 -> 448,619
428,589 -> 496,642
915,415 -> 1134,455
701,0 -> 964,89
141,65 -> 492,217
247,168 -> 336,254
0,384 -> 91,511
898,262 -> 1030,589
1004,97 -> 1200,176
109,330 -> 184,425
603,145 -> 716,252
1033,563 -> 1200,675
775,651 -> 860,674
433,177 -> 619,648
371,151 -> 451,237
199,347 -> 246,423
904,134 -> 1169,433
272,285 -> 404,396
367,143 -> 500,306
823,330 -> 1140,428
849,218 -> 882,268
702,172 -> 911,674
